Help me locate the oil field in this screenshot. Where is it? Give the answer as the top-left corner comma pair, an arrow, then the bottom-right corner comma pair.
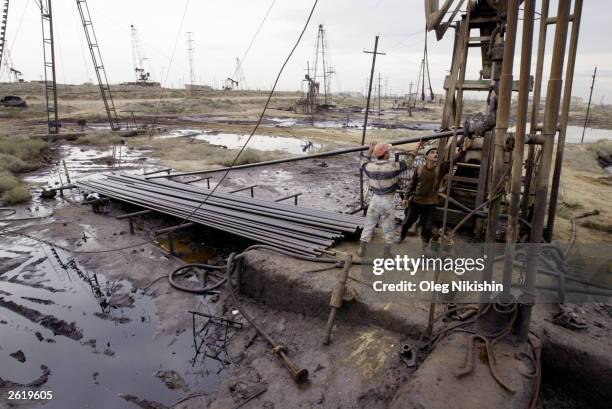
1,1 -> 612,409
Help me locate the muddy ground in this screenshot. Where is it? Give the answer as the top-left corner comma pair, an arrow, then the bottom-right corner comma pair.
1,194 -> 610,409
1,85 -> 612,408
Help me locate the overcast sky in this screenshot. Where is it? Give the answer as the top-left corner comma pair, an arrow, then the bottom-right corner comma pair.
1,0 -> 610,102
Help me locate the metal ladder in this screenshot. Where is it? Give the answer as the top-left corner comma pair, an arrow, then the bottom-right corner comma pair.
39,0 -> 60,134
76,0 -> 119,131
437,6 -> 528,233
0,0 -> 9,69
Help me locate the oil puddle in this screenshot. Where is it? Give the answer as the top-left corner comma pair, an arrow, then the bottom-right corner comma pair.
22,145 -> 157,188
177,114 -> 439,131
158,129 -> 322,154
155,236 -> 218,264
0,236 -> 226,409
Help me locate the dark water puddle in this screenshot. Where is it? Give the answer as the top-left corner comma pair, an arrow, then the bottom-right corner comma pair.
22,145 -> 156,188
0,237 -> 225,409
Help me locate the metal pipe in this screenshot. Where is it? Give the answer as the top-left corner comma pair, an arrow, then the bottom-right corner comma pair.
143,167 -> 172,176
521,0 -> 572,340
229,185 -> 257,197
116,175 -> 364,227
545,0 -> 583,242
147,130 -> 467,179
483,0 -> 520,305
323,255 -> 352,345
155,222 -> 196,235
116,175 -> 364,226
85,180 -> 339,242
110,176 -> 361,233
78,186 -> 325,256
76,176 -> 364,253
521,0 -> 550,220
226,254 -> 309,384
274,193 -> 302,205
581,66 -> 597,144
502,0 -> 535,300
116,209 -> 153,219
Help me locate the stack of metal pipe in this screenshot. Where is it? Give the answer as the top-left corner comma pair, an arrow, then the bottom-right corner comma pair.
76,174 -> 364,256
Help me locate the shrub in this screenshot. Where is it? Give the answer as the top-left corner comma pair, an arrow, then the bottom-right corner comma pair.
0,172 -> 20,193
219,148 -> 279,166
0,153 -> 29,173
0,137 -> 48,160
1,185 -> 31,205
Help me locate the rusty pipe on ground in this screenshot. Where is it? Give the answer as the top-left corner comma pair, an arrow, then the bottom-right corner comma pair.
226,253 -> 309,384
323,255 -> 353,345
520,0 -> 572,341
545,0 -> 584,242
502,0 -> 535,301
481,0 -> 520,306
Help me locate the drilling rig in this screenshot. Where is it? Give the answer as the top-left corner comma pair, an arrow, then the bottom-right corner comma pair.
129,24 -> 155,86
387,1 -> 586,406
0,0 -> 9,70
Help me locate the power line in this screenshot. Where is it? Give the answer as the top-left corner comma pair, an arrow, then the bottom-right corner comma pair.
175,0 -> 319,227
217,0 -> 275,96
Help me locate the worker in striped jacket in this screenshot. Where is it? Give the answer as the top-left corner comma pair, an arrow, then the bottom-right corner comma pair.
357,141 -> 418,258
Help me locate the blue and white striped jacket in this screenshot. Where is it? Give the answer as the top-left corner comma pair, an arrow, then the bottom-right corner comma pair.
361,157 -> 408,195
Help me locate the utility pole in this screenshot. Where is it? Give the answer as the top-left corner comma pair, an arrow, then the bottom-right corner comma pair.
186,32 -> 195,96
408,81 -> 413,116
360,36 -> 386,212
581,66 -> 597,143
377,72 -> 382,120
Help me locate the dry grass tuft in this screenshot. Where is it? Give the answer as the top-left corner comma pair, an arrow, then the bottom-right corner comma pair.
0,153 -> 30,173
0,172 -> 20,193
1,185 -> 31,205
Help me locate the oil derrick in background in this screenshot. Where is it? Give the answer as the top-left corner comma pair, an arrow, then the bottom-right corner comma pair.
76,0 -> 119,131
39,0 -> 60,134
235,57 -> 247,90
412,28 -> 435,107
312,24 -> 335,108
295,24 -> 335,114
130,24 -> 153,86
0,0 -> 9,70
1,50 -> 22,82
295,61 -> 319,114
186,32 -> 195,95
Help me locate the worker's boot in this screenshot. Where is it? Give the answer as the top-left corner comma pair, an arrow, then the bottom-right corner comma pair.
357,241 -> 367,257
384,244 -> 392,258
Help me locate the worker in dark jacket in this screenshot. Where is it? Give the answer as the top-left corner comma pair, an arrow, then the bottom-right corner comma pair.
398,138 -> 472,246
